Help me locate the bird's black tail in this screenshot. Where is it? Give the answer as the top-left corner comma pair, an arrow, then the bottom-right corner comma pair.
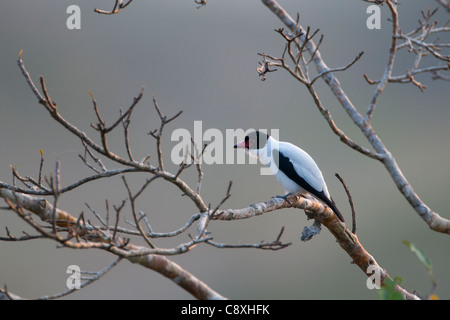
325,198 -> 345,222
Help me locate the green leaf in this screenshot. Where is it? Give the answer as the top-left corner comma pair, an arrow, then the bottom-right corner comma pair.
403,240 -> 435,285
378,277 -> 404,300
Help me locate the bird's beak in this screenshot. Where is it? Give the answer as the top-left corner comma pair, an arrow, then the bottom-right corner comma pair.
234,140 -> 246,149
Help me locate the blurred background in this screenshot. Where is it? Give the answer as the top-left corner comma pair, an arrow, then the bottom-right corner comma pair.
0,0 -> 449,299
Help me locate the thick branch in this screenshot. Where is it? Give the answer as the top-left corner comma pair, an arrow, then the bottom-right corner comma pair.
211,193 -> 418,299
1,180 -> 420,299
0,188 -> 225,300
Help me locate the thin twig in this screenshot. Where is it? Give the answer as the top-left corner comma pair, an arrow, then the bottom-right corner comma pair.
122,176 -> 156,249
112,199 -> 126,242
94,0 -> 134,15
310,51 -> 364,85
366,0 -> 398,122
335,173 -> 356,234
207,226 -> 291,250
41,257 -> 123,300
38,149 -> 44,185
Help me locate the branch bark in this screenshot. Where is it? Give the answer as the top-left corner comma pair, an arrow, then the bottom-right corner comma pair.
0,187 -> 226,300
0,186 -> 419,300
213,193 -> 420,300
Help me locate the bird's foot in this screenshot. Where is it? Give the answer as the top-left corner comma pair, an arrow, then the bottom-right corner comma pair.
274,193 -> 294,206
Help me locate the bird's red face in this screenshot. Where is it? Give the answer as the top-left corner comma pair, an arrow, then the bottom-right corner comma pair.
234,131 -> 268,151
234,135 -> 253,149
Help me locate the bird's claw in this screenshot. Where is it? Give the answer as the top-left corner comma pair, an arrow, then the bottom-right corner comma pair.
275,193 -> 294,206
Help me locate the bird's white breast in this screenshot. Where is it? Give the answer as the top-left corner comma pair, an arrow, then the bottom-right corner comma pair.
260,139 -> 330,198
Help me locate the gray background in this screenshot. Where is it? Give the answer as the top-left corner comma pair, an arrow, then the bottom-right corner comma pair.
0,0 -> 449,299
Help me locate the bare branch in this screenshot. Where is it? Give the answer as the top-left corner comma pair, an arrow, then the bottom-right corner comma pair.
94,0 -> 134,15
41,257 -> 123,300
79,140 -> 107,173
435,0 -> 450,13
257,55 -> 278,81
207,226 -> 291,250
118,213 -> 202,238
104,88 -> 143,134
335,173 -> 357,234
148,95 -> 183,172
0,227 -> 44,242
366,0 -> 398,122
112,199 -> 126,242
260,0 -> 450,234
194,0 -> 208,9
0,187 -> 225,299
310,51 -> 364,86
364,6 -> 450,91
122,176 -> 156,249
120,108 -> 134,162
88,91 -> 105,128
17,54 -> 208,213
38,149 -> 44,186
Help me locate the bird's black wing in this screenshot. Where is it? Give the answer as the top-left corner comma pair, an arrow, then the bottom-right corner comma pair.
274,149 -> 345,222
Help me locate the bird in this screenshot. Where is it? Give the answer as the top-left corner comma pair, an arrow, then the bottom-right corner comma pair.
234,130 -> 345,222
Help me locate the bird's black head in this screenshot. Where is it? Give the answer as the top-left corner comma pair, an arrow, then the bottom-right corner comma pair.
234,130 -> 270,150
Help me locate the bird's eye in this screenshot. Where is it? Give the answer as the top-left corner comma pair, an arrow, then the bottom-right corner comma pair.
242,136 -> 249,149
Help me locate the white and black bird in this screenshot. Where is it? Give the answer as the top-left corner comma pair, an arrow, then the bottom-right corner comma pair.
234,131 -> 345,222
